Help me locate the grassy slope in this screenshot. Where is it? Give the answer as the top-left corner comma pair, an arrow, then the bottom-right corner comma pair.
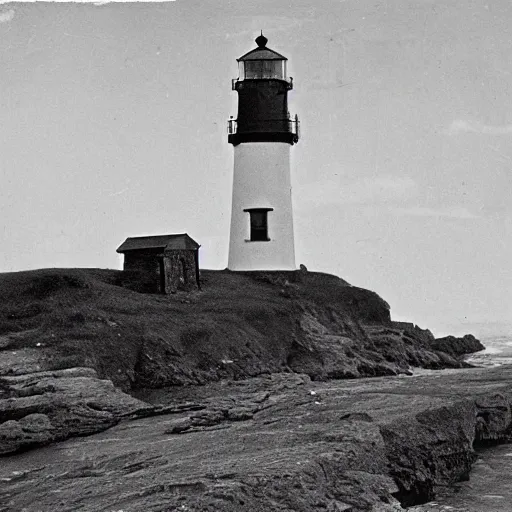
0,268 -> 462,391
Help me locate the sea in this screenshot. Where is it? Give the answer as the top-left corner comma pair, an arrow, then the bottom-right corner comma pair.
411,333 -> 512,512
465,334 -> 512,368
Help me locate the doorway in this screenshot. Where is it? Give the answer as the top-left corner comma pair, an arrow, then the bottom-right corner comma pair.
179,258 -> 187,289
158,259 -> 166,293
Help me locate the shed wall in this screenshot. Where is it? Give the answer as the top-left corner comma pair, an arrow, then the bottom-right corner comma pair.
123,251 -> 162,293
163,250 -> 198,293
122,249 -> 199,294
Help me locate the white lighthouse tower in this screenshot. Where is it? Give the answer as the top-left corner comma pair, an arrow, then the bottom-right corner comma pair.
227,33 -> 299,271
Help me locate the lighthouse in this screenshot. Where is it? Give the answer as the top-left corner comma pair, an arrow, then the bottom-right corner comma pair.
227,33 -> 299,271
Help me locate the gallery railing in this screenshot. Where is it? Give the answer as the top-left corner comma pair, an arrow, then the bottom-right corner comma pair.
227,115 -> 299,138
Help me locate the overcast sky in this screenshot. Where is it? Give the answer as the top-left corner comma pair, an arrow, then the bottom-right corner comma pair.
1,0 -> 511,336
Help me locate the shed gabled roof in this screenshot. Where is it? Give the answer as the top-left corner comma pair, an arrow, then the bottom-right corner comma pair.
116,233 -> 200,253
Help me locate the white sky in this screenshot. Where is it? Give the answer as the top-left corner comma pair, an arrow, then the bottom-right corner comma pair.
1,0 -> 511,336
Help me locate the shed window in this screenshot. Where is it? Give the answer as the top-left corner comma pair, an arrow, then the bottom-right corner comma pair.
244,208 -> 273,241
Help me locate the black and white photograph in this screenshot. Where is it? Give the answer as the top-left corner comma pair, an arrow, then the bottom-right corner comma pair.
1,1 -> 512,510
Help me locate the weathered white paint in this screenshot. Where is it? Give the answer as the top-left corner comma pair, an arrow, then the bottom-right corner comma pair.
228,142 -> 296,270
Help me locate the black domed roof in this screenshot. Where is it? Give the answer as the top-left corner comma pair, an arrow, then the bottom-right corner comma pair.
255,33 -> 268,47
237,33 -> 287,61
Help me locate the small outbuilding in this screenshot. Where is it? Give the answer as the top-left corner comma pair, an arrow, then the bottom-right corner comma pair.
116,233 -> 200,294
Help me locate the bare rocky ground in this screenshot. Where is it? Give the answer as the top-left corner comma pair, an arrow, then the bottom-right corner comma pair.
0,268 -> 501,510
1,366 -> 511,512
0,367 -> 151,455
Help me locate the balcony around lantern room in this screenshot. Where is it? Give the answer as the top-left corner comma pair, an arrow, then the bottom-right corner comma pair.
232,60 -> 293,90
227,114 -> 300,145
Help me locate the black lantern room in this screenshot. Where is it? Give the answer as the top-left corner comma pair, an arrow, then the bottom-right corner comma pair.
228,34 -> 299,146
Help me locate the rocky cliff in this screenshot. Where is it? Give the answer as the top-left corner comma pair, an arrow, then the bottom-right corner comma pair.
0,268 -> 481,393
0,267 -> 498,511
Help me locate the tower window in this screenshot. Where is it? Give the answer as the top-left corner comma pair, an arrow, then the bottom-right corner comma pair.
243,60 -> 285,80
244,208 -> 273,241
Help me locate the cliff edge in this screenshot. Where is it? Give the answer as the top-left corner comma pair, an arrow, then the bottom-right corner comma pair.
0,268 -> 482,392
0,268 -> 507,512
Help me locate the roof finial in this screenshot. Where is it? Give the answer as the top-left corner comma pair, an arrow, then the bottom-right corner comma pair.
255,31 -> 268,48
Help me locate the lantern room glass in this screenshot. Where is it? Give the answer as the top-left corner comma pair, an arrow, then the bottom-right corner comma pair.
238,60 -> 287,80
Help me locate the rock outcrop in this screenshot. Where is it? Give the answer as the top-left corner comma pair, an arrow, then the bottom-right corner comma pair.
0,267 -> 498,511
1,368 -> 511,511
430,334 -> 485,357
0,267 -> 488,458
0,367 -> 150,455
0,269 -> 483,393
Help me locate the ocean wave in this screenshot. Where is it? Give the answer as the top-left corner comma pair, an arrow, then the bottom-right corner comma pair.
465,335 -> 512,367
